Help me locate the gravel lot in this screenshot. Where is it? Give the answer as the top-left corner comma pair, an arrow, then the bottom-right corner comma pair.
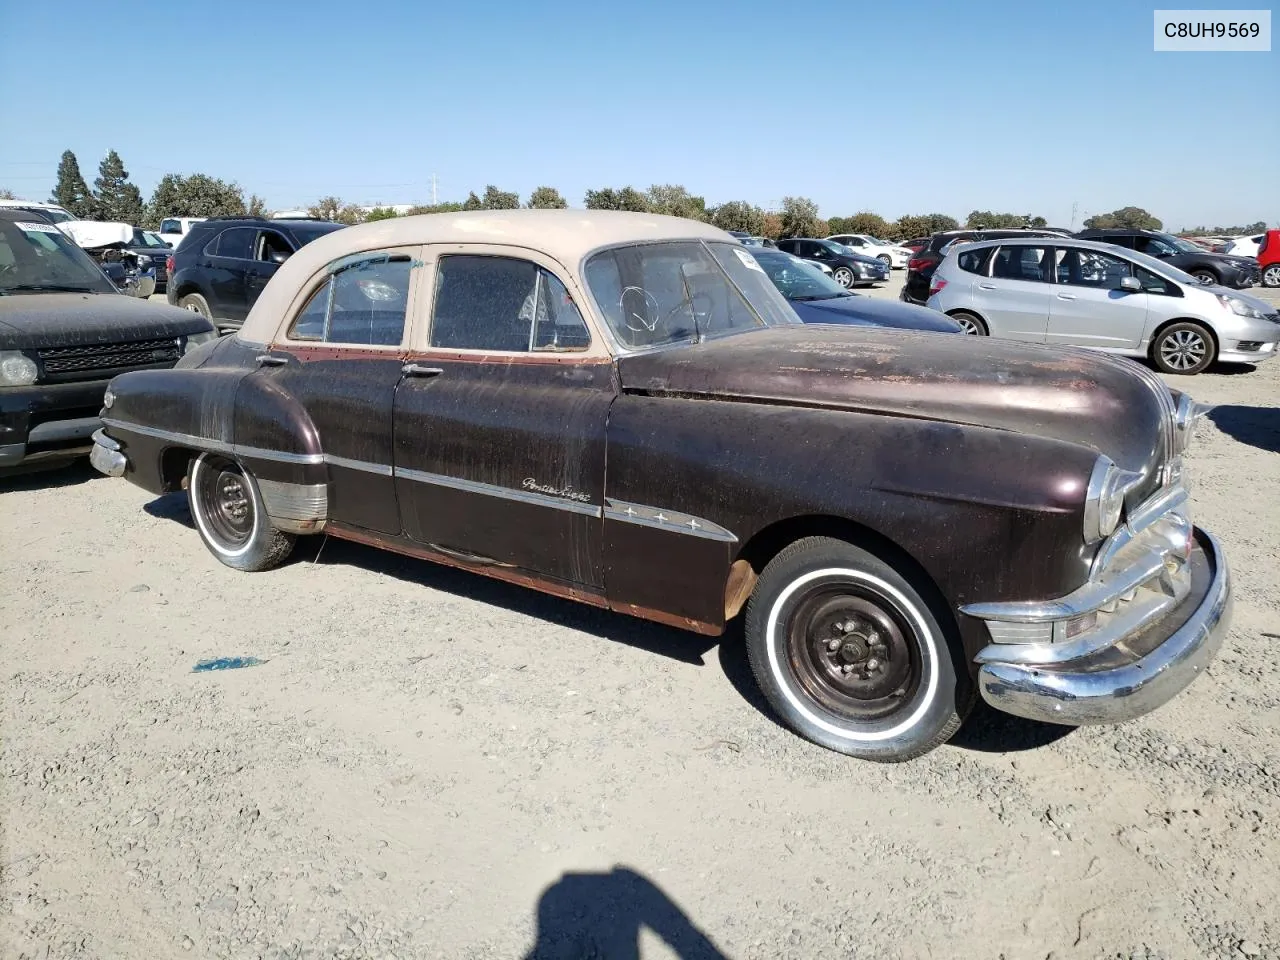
4,278 -> 1279,960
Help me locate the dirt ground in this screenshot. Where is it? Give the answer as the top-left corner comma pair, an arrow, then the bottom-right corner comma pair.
4,279 -> 1279,960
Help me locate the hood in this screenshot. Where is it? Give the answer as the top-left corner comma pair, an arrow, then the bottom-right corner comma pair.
617,326 -> 1169,478
792,295 -> 962,333
59,220 -> 135,249
835,251 -> 885,267
0,293 -> 212,350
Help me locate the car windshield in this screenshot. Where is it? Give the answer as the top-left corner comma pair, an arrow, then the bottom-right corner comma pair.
818,239 -> 853,256
1160,233 -> 1205,254
1118,246 -> 1204,286
0,219 -> 117,294
585,240 -> 799,350
288,222 -> 347,246
132,229 -> 170,248
751,251 -> 853,301
37,207 -> 75,223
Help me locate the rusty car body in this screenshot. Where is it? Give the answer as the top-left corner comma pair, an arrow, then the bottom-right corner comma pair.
92,210 -> 1231,761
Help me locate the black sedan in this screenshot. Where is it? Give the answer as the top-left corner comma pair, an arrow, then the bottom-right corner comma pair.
775,238 -> 888,287
749,248 -> 961,332
1076,228 -> 1260,288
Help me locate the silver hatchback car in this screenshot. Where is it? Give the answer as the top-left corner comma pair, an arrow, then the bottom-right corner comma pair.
927,236 -> 1280,374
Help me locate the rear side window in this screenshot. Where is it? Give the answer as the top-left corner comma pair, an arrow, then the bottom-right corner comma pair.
160,219 -> 180,234
992,246 -> 1049,282
430,255 -> 590,352
286,252 -> 412,346
956,247 -> 992,274
213,227 -> 254,260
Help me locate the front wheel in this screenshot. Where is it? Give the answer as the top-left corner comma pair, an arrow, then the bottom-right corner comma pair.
188,453 -> 295,571
1263,264 -> 1280,288
744,537 -> 970,761
1151,321 -> 1215,375
832,266 -> 855,288
1190,269 -> 1219,285
877,254 -> 892,268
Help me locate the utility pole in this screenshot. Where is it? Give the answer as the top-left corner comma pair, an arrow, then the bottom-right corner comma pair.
430,174 -> 438,206
1070,201 -> 1078,231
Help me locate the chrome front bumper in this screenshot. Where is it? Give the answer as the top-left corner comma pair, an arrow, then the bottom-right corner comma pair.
973,528 -> 1230,725
89,428 -> 127,478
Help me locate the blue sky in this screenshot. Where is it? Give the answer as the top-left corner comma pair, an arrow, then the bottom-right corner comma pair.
1,0 -> 1274,230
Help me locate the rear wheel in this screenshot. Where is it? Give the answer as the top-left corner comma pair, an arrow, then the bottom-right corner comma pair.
949,310 -> 988,335
1263,264 -> 1280,288
1151,321 -> 1215,375
744,537 -> 970,762
188,453 -> 294,571
178,292 -> 212,318
832,266 -> 855,288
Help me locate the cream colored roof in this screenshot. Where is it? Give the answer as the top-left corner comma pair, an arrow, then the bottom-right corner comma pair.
240,210 -> 733,343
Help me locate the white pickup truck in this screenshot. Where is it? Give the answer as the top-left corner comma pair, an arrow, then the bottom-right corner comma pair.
157,216 -> 207,249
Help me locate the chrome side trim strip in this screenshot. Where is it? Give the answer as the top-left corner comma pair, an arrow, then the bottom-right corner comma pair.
238,445 -> 325,466
326,454 -> 394,477
257,479 -> 328,522
394,466 -> 604,518
102,418 -> 324,465
604,498 -> 738,543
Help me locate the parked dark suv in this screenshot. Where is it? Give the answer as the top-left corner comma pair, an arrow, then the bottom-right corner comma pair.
901,228 -> 1068,304
1075,228 -> 1260,289
166,217 -> 346,330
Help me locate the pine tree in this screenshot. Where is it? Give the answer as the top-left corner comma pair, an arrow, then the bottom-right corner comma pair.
94,150 -> 145,224
51,150 -> 97,219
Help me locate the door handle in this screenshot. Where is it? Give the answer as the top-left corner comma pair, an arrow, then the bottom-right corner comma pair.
256,354 -> 287,367
402,363 -> 444,378
1056,293 -> 1077,300
978,282 -> 996,289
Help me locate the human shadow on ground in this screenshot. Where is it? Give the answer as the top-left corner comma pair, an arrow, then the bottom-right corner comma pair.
524,866 -> 727,960
1208,405 -> 1280,454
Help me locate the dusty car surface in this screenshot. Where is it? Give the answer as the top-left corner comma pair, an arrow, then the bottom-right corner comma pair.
92,210 -> 1231,761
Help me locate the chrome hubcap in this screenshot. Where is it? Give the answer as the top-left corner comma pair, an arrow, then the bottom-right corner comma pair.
1160,330 -> 1207,370
1265,265 -> 1280,286
955,315 -> 981,335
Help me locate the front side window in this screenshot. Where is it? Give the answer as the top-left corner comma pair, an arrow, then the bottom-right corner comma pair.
430,255 -> 590,352
1054,247 -> 1132,288
586,240 -> 793,350
991,245 -> 1049,282
257,230 -> 293,263
214,227 -> 254,260
1138,236 -> 1179,257
286,252 -> 412,346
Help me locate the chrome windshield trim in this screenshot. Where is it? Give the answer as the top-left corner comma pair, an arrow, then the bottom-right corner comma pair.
394,466 -> 603,518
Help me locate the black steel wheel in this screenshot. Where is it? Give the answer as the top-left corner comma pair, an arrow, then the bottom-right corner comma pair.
188,452 -> 295,571
745,537 -> 971,761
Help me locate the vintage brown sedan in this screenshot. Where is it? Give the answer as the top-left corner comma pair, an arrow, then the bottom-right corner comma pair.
92,211 -> 1231,761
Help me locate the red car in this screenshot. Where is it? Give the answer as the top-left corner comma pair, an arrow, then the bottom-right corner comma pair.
1258,230 -> 1280,287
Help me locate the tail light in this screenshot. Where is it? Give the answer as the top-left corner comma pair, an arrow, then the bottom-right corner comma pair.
166,255 -> 175,276
929,278 -> 948,298
908,255 -> 932,272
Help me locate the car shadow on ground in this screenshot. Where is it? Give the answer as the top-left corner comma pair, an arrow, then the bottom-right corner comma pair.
1208,404 -> 1280,453
524,866 -> 727,960
143,490 -> 195,527
0,459 -> 100,493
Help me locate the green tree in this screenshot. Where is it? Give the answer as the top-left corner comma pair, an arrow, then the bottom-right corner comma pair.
247,194 -> 267,217
1028,215 -> 1048,228
644,184 -> 708,221
147,173 -> 246,226
308,196 -> 344,221
760,212 -> 783,240
1083,206 -> 1162,231
966,210 -> 1046,230
0,188 -> 16,200
479,185 -> 520,210
834,212 -> 891,238
462,191 -> 484,211
583,186 -> 651,212
51,150 -> 98,219
405,201 -> 466,215
93,150 -> 145,224
779,196 -> 822,239
527,186 -> 568,209
891,213 -> 960,241
364,206 -> 400,222
709,200 -> 766,235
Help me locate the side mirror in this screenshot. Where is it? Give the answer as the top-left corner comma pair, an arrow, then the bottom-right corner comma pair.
269,250 -> 290,265
1119,276 -> 1142,293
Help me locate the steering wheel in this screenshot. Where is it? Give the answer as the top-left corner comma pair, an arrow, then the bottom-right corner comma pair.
620,286 -> 662,336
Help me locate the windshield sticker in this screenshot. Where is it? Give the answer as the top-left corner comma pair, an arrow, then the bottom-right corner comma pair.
16,221 -> 63,235
733,247 -> 766,273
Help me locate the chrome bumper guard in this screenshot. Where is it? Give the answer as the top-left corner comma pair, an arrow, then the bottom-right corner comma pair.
963,484 -> 1231,725
89,428 -> 127,478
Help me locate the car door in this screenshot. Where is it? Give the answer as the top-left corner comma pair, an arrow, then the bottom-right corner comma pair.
393,248 -> 612,588
203,226 -> 255,321
1045,246 -> 1149,350
244,228 -> 294,309
249,247 -> 421,534
976,244 -> 1054,340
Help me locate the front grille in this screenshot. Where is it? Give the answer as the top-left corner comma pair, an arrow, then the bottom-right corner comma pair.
38,338 -> 181,376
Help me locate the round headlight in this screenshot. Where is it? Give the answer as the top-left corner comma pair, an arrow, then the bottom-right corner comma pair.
0,351 -> 38,387
1084,455 -> 1143,543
